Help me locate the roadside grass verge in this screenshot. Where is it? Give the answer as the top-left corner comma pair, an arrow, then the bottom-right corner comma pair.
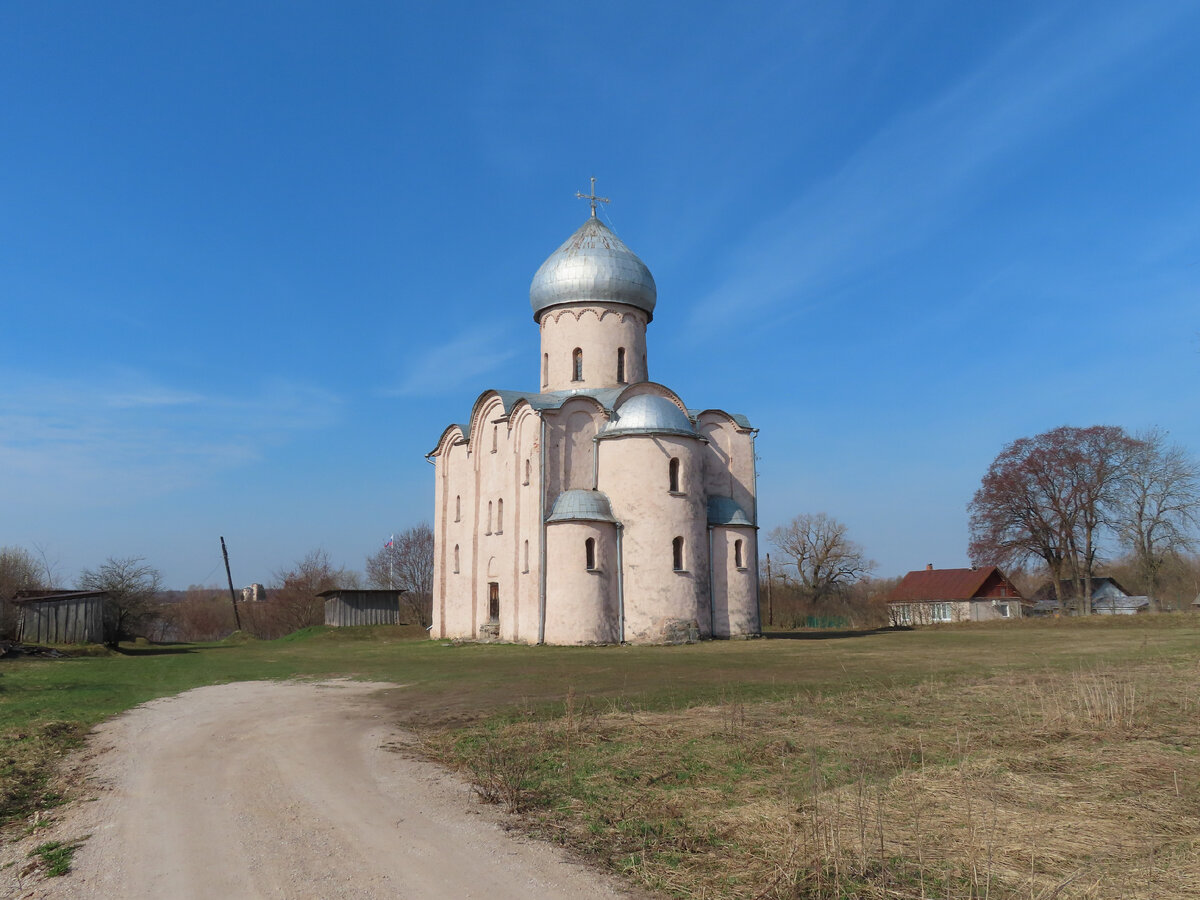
1,617 -> 1198,897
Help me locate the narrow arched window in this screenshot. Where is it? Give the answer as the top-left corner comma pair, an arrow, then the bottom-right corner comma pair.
585,537 -> 596,571
542,352 -> 549,389
455,495 -> 461,522
486,501 -> 493,534
492,425 -> 498,453
572,348 -> 583,382
734,539 -> 744,569
668,457 -> 680,492
616,347 -> 626,383
523,540 -> 529,574
672,536 -> 684,571
523,458 -> 531,486
453,544 -> 460,573
497,498 -> 504,534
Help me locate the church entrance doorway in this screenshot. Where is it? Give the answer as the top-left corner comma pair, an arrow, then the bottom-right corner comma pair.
487,582 -> 499,623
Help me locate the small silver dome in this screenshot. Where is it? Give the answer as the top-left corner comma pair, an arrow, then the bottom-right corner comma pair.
530,217 -> 657,321
547,489 -> 618,523
601,394 -> 695,438
707,496 -> 754,528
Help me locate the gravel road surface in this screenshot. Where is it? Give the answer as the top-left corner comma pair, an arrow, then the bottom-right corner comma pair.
5,680 -> 640,899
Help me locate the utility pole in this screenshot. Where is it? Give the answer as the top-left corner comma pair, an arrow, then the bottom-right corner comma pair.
220,536 -> 243,632
765,553 -> 773,627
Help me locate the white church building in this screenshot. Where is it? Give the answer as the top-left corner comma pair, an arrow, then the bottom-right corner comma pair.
429,190 -> 761,644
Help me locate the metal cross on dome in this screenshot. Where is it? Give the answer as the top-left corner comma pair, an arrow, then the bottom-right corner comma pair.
575,176 -> 610,218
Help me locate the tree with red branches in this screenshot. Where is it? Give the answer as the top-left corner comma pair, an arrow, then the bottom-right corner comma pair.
967,425 -> 1140,614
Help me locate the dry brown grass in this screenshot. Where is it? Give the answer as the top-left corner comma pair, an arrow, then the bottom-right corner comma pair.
431,657 -> 1200,899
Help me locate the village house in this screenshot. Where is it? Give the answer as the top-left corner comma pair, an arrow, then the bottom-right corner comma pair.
1030,577 -> 1151,616
428,188 -> 761,645
888,565 -> 1029,625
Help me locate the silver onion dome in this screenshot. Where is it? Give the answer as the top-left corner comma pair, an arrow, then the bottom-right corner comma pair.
601,394 -> 695,438
530,217 -> 657,321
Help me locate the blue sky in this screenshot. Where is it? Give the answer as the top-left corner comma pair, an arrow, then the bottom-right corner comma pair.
3,2 -> 1198,588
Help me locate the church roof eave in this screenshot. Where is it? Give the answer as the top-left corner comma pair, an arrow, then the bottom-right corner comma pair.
427,423 -> 467,458
690,408 -> 754,431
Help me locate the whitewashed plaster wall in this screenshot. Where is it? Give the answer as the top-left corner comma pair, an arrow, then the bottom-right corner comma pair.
544,520 -> 620,644
709,525 -> 759,637
598,432 -> 710,642
539,305 -> 648,391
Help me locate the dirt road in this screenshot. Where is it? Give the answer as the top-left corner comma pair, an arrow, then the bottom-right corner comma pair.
6,680 -> 640,899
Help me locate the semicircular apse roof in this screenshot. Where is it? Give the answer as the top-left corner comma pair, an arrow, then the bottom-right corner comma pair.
707,496 -> 755,527
600,393 -> 696,438
546,489 -> 618,523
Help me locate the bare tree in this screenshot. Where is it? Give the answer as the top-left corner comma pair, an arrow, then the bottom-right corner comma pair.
1116,428 -> 1200,607
253,549 -> 346,638
365,524 -> 434,627
163,584 -> 237,642
0,546 -> 48,639
768,513 -> 873,606
77,556 -> 164,644
968,425 -> 1139,614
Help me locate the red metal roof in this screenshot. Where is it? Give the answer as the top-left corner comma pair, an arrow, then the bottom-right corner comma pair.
887,566 -> 1018,603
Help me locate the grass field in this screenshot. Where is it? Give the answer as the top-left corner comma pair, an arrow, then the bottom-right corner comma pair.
2,617 -> 1198,898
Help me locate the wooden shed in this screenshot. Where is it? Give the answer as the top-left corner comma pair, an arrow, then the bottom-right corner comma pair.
14,590 -> 107,644
320,589 -> 406,627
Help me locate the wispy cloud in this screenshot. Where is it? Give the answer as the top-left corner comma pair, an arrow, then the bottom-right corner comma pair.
388,324 -> 521,396
683,4 -> 1192,341
0,369 -> 341,511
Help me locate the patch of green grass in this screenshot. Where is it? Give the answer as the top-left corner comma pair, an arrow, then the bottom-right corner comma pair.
29,839 -> 84,876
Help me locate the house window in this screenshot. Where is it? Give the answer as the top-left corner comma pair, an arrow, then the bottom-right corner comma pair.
734,539 -> 743,569
453,544 -> 460,574
491,425 -> 498,453
572,348 -> 583,382
542,352 -> 549,389
672,536 -> 684,571
496,498 -> 503,534
996,603 -> 1010,618
523,540 -> 529,574
454,495 -> 461,522
617,347 -> 626,383
932,602 -> 952,623
486,501 -> 493,535
585,537 -> 596,571
523,458 -> 530,486
668,457 -> 681,493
